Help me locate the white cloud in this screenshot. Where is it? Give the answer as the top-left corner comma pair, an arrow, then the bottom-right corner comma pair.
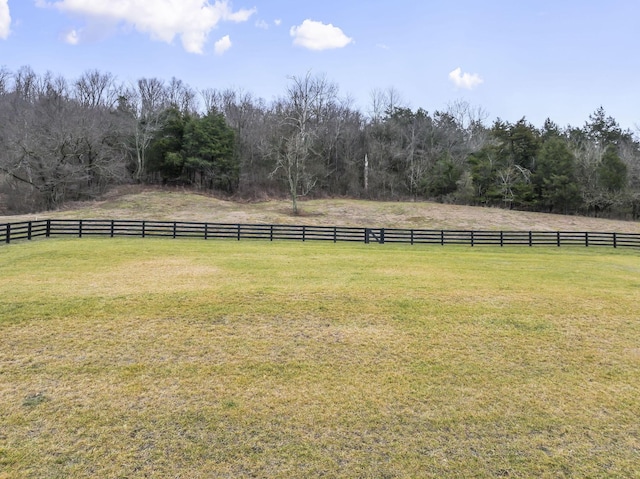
255,19 -> 268,30
64,28 -> 80,45
274,19 -> 281,26
448,67 -> 483,90
214,34 -> 231,55
290,19 -> 353,51
224,6 -> 254,23
0,0 -> 11,39
39,0 -> 256,54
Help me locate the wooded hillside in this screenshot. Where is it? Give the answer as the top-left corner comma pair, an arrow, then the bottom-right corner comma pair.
1,67 -> 638,219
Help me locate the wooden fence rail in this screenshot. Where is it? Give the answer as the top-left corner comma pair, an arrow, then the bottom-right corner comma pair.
2,219 -> 640,249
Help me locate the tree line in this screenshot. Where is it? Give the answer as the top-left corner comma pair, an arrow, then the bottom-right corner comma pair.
1,66 -> 639,218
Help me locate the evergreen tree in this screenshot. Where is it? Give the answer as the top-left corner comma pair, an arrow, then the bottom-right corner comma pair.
534,137 -> 581,213
183,111 -> 237,192
598,145 -> 627,192
146,107 -> 187,183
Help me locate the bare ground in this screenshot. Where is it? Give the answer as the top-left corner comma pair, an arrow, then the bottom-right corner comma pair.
2,185 -> 639,233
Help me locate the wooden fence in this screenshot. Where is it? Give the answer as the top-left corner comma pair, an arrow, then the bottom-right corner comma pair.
2,219 -> 640,249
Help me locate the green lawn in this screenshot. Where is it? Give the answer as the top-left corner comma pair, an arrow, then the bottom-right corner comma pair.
1,238 -> 639,478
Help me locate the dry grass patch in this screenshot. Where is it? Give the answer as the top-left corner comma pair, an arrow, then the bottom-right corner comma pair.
2,186 -> 640,233
1,238 -> 640,477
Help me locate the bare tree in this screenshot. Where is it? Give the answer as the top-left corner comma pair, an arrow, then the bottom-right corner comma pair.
12,66 -> 39,102
446,99 -> 489,154
0,67 -> 12,95
122,78 -> 168,182
74,70 -> 119,109
167,77 -> 197,114
368,86 -> 406,123
368,88 -> 386,124
216,89 -> 274,194
199,87 -> 222,115
270,73 -> 338,213
0,69 -> 129,210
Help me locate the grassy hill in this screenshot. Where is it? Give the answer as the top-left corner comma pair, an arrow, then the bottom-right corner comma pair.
2,186 -> 639,233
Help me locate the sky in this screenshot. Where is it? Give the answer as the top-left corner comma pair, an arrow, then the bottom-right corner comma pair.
0,0 -> 639,132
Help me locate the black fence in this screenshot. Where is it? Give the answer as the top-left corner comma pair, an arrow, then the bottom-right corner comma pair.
1,219 -> 640,249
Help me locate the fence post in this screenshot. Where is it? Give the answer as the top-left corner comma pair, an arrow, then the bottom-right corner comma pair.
28,221 -> 32,241
410,229 -> 414,245
441,230 -> 444,246
46,219 -> 51,238
585,232 -> 589,247
364,228 -> 369,244
237,224 -> 241,241
557,231 -> 561,247
204,223 -> 208,240
172,222 -> 177,239
5,223 -> 9,244
142,221 -> 146,238
500,231 -> 503,247
380,228 -> 385,244
529,231 -> 532,247
302,225 -> 306,242
270,225 -> 273,242
79,220 -> 83,238
110,220 -> 114,238
471,231 -> 474,247
333,227 -> 337,243
613,232 -> 617,249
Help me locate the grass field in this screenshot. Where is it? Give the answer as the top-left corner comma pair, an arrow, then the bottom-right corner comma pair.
1,237 -> 639,478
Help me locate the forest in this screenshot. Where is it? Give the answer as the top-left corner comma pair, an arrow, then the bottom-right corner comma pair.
1,66 -> 639,218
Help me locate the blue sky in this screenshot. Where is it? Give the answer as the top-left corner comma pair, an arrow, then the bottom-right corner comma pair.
1,0 -> 638,131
